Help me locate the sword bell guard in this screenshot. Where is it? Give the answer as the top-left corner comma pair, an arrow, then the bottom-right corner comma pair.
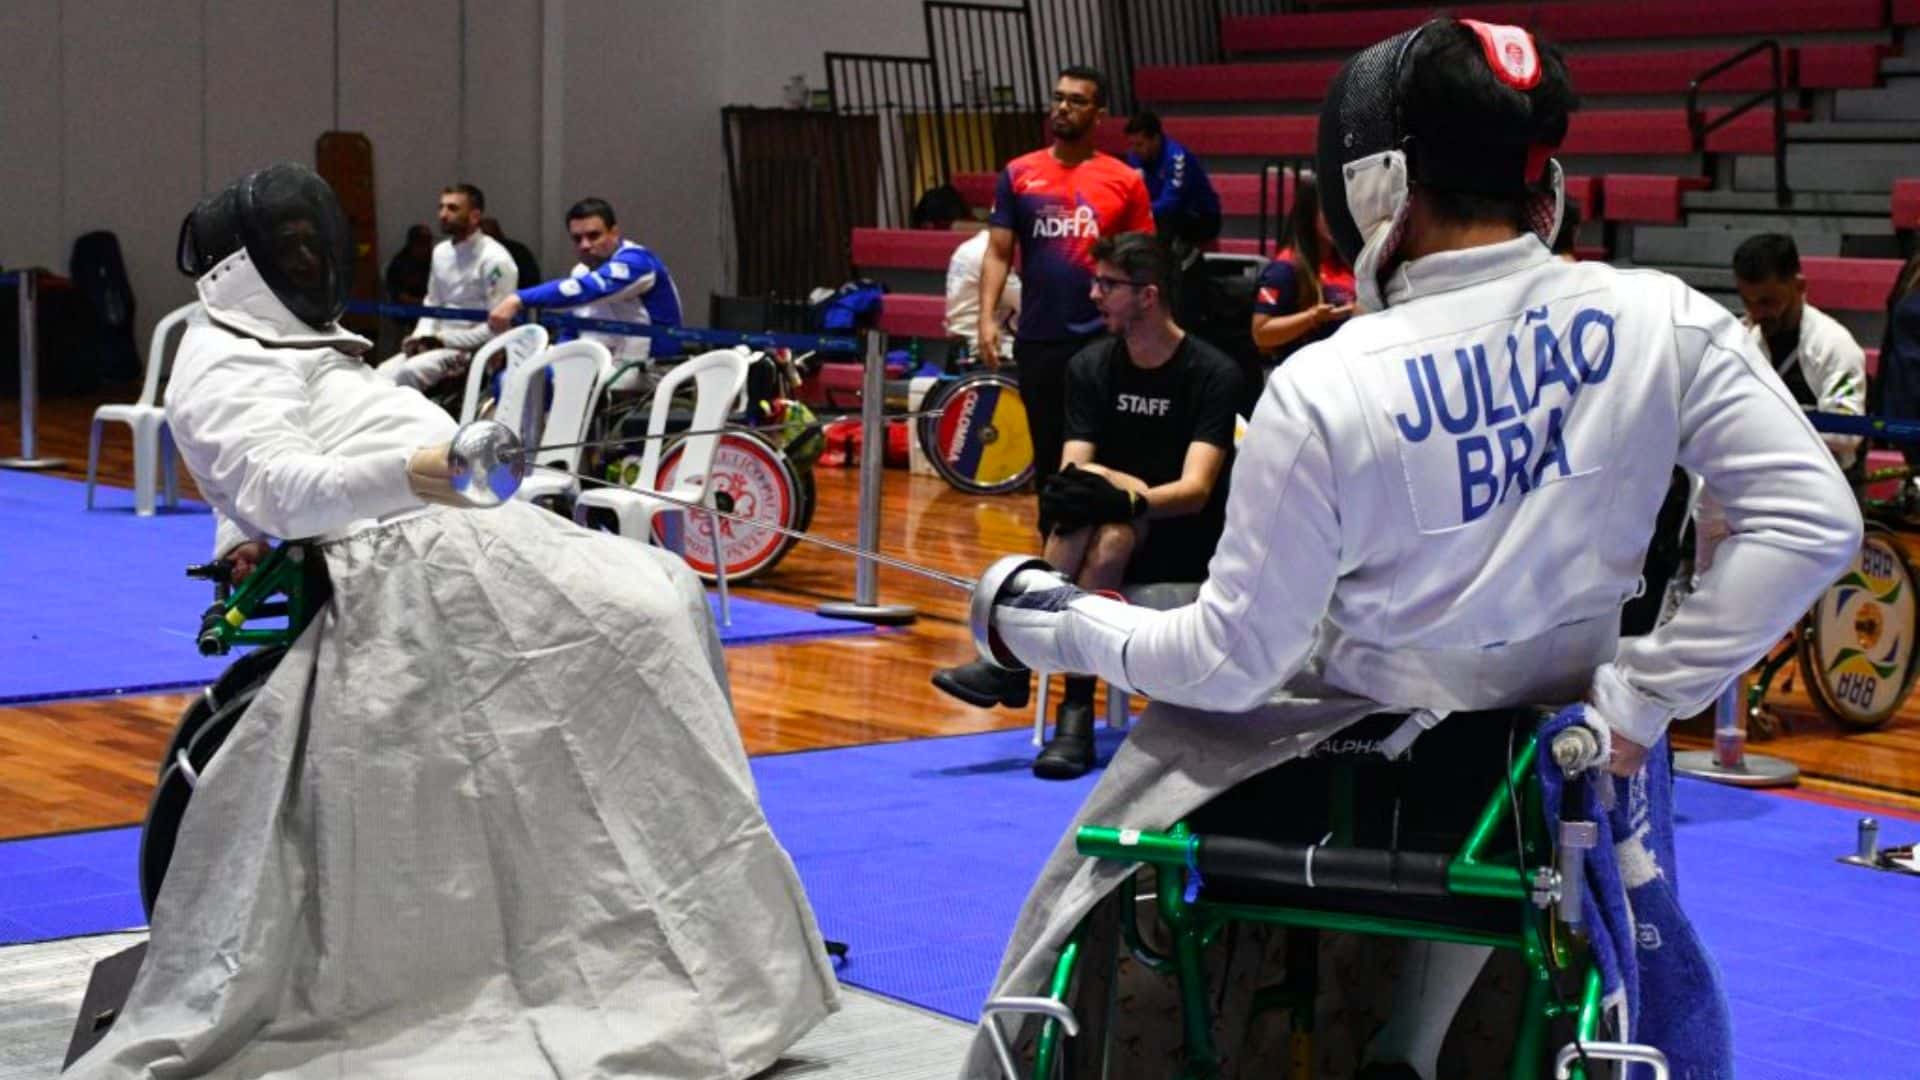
971,555 -> 1059,670
446,420 -> 527,507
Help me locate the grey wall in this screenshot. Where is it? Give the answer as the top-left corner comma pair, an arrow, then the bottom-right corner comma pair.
0,0 -> 998,352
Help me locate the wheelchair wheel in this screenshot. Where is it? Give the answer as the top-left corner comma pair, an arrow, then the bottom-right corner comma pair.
1799,524 -> 1920,731
140,645 -> 287,918
918,371 -> 1034,495
652,429 -> 802,583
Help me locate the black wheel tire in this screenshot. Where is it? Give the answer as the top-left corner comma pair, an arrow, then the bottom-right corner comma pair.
140,646 -> 286,918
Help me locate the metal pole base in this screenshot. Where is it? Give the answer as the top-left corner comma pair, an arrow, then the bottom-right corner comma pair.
815,600 -> 918,626
0,456 -> 67,471
1672,749 -> 1800,788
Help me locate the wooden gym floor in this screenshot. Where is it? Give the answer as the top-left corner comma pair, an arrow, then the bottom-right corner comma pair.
3,385 -> 1918,843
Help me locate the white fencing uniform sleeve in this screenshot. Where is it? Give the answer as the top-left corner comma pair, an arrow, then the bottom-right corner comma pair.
169,354 -> 422,541
1590,284 -> 1863,747
1082,368 -> 1342,711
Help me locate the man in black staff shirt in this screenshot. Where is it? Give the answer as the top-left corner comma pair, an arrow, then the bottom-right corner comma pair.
935,232 -> 1241,778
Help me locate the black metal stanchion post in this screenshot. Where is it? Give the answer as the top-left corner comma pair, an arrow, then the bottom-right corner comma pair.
818,330 -> 919,625
1,270 -> 67,471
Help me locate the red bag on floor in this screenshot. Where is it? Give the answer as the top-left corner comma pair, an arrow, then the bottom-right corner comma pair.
819,418 -> 862,467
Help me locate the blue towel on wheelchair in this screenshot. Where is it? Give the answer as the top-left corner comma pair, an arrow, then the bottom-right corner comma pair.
1536,707 -> 1733,1079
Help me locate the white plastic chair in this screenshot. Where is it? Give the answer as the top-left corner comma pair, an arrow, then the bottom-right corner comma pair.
87,301 -> 198,516
458,324 -> 549,425
1032,581 -> 1203,746
573,348 -> 751,626
505,339 -> 612,509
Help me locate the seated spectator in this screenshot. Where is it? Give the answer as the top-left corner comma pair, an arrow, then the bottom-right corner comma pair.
946,229 -> 1020,364
1124,110 -> 1221,249
1733,233 -> 1867,469
1551,198 -> 1584,261
376,185 -> 519,395
931,232 -> 1241,779
1251,169 -> 1355,366
481,216 -> 543,293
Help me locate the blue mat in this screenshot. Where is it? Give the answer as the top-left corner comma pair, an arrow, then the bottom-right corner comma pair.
4,729 -> 1916,1077
0,472 -> 866,705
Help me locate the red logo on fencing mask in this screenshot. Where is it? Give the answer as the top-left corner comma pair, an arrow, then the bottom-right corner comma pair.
1461,20 -> 1541,90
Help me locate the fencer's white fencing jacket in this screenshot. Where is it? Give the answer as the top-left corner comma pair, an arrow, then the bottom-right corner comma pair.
1745,300 -> 1868,468
1043,236 -> 1861,749
169,249 -> 454,559
408,232 -> 519,351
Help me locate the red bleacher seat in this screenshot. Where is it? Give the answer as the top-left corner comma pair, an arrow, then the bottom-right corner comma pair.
1797,44 -> 1891,91
1600,175 -> 1711,224
1094,116 -> 1316,158
1224,0 -> 1886,55
875,293 -> 947,340
1086,107 -> 1789,162
1563,175 -> 1600,219
1801,256 -> 1903,313
1899,0 -> 1920,24
851,227 -> 966,270
1133,60 -> 1344,104
1893,180 -> 1920,231
1137,47 -> 1831,105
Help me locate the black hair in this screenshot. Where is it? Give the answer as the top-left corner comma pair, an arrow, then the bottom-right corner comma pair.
566,197 -> 618,228
911,184 -> 970,229
1091,230 -> 1176,300
1057,64 -> 1109,107
1732,233 -> 1801,283
442,183 -> 486,211
1399,19 -> 1578,229
1123,109 -> 1162,137
1551,198 -> 1583,255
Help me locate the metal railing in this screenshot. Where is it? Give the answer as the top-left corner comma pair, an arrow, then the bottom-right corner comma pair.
924,2 -> 1046,179
1255,156 -> 1312,258
1686,39 -> 1791,209
825,52 -> 945,234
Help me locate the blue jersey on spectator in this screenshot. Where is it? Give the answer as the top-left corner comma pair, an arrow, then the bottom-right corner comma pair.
517,239 -> 684,361
1126,136 -> 1221,230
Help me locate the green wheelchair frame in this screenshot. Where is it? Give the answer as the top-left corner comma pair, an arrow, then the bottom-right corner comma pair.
988,730 -> 1663,1080
187,543 -> 323,655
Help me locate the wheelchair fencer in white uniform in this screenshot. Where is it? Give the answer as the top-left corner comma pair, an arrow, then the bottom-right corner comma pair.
960,18 -> 1861,1079
67,162 -> 837,1080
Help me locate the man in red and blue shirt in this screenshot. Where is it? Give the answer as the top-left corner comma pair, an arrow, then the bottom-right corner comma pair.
979,65 -> 1155,503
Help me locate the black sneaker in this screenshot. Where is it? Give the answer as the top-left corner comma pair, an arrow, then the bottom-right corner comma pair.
1032,701 -> 1095,780
931,659 -> 1031,709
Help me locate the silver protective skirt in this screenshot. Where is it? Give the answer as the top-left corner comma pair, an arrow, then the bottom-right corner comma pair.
70,501 -> 839,1078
